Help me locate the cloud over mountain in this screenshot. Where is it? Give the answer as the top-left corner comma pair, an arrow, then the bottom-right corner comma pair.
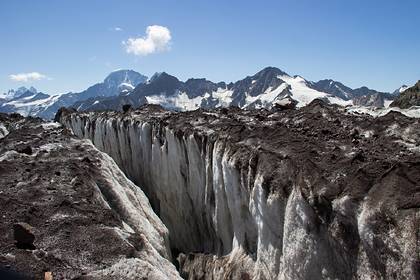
123,25 -> 171,56
9,72 -> 48,82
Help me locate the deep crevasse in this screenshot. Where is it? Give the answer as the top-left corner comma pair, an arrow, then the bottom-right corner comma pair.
60,112 -> 419,280
65,115 -> 258,256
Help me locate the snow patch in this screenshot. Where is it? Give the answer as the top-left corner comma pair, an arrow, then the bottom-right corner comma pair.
245,83 -> 288,108
212,88 -> 234,107
278,75 -> 352,107
146,91 -> 209,111
383,99 -> 393,108
41,122 -> 62,130
39,143 -> 64,152
0,123 -> 8,139
119,82 -> 135,89
347,106 -> 420,118
0,151 -> 19,162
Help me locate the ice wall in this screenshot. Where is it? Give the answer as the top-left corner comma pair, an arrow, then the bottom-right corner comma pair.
60,111 -> 419,280
62,115 -> 257,256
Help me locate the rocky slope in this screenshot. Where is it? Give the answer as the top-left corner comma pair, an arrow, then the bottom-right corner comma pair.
58,102 -> 420,279
0,113 -> 180,279
391,80 -> 420,109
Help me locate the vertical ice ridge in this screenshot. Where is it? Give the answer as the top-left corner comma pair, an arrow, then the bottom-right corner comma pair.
60,111 -> 419,280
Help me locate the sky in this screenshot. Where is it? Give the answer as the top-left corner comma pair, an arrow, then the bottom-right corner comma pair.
1,0 -> 420,94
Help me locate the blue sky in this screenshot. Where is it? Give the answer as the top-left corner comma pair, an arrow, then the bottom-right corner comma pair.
1,0 -> 419,94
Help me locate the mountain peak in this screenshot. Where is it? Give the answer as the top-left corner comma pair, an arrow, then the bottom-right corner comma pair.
149,72 -> 179,84
0,86 -> 38,100
16,86 -> 37,94
394,85 -> 409,95
104,69 -> 147,88
254,66 -> 289,78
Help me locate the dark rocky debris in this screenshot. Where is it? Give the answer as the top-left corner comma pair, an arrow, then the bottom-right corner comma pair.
0,113 -> 175,279
2,100 -> 420,279
58,101 -> 420,279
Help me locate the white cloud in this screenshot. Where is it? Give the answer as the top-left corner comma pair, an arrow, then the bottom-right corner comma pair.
114,27 -> 123,31
123,25 -> 171,56
9,72 -> 48,82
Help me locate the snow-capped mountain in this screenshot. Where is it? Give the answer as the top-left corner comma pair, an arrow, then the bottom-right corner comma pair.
390,81 -> 420,109
0,70 -> 147,119
309,79 -> 354,100
0,86 -> 38,101
34,69 -> 148,119
393,85 -> 409,95
76,67 -> 396,112
0,67 -> 404,118
84,69 -> 147,99
311,80 -> 395,107
0,87 -> 52,116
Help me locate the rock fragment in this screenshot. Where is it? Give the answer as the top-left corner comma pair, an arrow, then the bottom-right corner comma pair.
17,146 -> 32,155
13,222 -> 35,250
122,104 -> 132,113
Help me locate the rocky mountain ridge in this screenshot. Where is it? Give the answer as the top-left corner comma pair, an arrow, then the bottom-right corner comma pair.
2,67 -> 411,119
76,67 -> 401,113
0,70 -> 147,119
390,80 -> 420,108
0,86 -> 38,101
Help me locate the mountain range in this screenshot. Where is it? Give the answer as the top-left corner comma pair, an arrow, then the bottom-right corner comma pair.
0,67 -> 415,119
0,70 -> 147,119
69,67 -> 405,113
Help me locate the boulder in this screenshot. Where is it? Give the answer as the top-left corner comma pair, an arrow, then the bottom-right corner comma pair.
13,222 -> 35,249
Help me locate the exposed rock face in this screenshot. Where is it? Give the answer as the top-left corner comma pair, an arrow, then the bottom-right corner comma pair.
0,113 -> 180,279
391,80 -> 420,109
310,79 -> 354,100
352,91 -> 388,107
59,102 -> 420,280
311,81 -> 397,108
273,96 -> 297,110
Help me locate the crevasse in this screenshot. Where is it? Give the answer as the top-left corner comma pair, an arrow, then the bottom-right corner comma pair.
60,112 -> 418,280
64,115 -> 259,256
